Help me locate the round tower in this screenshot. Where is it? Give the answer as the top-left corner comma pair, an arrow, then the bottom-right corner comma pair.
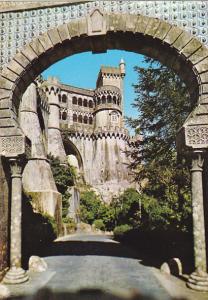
41,77 -> 66,162
94,61 -> 126,132
93,85 -> 122,131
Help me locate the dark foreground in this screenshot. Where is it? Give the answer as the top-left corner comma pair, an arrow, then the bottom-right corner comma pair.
2,234 -> 208,300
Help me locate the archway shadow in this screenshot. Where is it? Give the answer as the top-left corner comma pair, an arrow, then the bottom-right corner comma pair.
41,237 -> 140,260
39,235 -> 167,271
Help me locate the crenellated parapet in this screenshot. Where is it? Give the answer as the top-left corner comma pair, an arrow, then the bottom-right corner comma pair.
94,85 -> 121,111
62,127 -> 129,141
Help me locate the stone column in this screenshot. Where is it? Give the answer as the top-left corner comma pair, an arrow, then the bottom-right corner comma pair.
3,158 -> 28,284
187,151 -> 208,291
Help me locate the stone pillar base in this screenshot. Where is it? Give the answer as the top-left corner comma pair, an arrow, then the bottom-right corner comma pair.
187,271 -> 208,292
3,267 -> 29,284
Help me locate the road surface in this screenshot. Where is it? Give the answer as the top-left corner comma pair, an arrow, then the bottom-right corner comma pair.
3,234 -> 208,300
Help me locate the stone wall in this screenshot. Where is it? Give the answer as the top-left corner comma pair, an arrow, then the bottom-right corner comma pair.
68,133 -> 133,202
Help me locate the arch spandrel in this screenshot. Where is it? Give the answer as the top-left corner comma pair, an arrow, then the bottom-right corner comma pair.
0,11 -> 208,155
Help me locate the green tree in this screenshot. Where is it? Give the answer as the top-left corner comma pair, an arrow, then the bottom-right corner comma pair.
48,155 -> 76,218
113,188 -> 141,228
127,58 -> 192,232
80,190 -> 115,230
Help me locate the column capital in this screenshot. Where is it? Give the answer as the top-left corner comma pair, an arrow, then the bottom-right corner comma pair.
191,151 -> 205,172
9,156 -> 25,178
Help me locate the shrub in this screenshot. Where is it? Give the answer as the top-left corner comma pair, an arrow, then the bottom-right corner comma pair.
113,224 -> 132,239
93,219 -> 105,231
62,216 -> 77,232
80,190 -> 114,230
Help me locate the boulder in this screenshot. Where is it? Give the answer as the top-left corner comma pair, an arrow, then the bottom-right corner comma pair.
29,256 -> 47,272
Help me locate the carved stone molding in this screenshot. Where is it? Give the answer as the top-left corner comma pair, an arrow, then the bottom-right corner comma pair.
186,126 -> 208,147
0,136 -> 25,157
191,151 -> 204,172
9,158 -> 23,178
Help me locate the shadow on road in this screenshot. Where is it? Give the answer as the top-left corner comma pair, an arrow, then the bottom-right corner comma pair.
42,238 -> 140,260
39,235 -> 165,270
5,287 -> 184,300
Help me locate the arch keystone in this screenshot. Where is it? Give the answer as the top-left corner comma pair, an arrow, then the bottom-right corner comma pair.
87,9 -> 106,36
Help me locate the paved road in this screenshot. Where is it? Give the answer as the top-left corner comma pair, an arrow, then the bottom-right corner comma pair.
4,234 -> 208,300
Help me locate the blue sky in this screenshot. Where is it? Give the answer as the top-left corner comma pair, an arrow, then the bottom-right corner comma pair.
42,50 -> 146,130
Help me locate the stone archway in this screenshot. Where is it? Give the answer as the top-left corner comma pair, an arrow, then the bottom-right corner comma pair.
1,10 -> 208,290
63,137 -> 84,172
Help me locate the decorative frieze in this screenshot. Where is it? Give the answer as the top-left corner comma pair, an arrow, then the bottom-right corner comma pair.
0,135 -> 25,156
185,126 -> 208,147
0,1 -> 208,69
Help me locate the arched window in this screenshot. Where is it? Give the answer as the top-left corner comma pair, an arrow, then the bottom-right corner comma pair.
83,99 -> 88,107
107,95 -> 112,103
97,97 -> 101,105
113,96 -> 117,104
72,96 -> 77,105
83,115 -> 88,124
111,111 -> 118,123
73,114 -> 77,122
89,100 -> 93,108
78,115 -> 82,123
102,96 -> 106,104
62,94 -> 67,103
62,111 -> 67,120
89,117 -> 93,125
78,98 -> 82,106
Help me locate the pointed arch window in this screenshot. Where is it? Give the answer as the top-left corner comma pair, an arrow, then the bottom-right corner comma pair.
78,115 -> 83,123
73,114 -> 77,122
72,96 -> 77,105
62,111 -> 67,120
84,115 -> 88,124
89,100 -> 93,108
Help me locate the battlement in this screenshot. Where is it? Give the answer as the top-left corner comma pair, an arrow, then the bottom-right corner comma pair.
96,60 -> 125,89
62,126 -> 130,141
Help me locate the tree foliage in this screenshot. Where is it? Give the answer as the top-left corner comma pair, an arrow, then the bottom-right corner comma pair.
80,190 -> 115,230
48,155 -> 76,218
126,57 -> 193,232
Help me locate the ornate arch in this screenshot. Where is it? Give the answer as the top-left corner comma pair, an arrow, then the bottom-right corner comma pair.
0,10 -> 207,156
